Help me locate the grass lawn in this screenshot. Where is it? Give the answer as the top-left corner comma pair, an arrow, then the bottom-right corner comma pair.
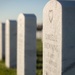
36,39 -> 42,75
0,39 -> 42,75
0,60 -> 16,75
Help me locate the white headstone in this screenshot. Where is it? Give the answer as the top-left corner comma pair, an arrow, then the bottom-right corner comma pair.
43,0 -> 62,75
5,20 -> 17,68
17,13 -> 36,75
43,0 -> 75,75
0,22 -> 5,60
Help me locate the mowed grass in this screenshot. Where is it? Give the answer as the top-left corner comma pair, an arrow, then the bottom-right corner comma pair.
0,39 -> 42,75
36,39 -> 42,75
0,60 -> 16,75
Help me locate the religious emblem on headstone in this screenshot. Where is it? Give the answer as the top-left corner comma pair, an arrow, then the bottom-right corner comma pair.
48,10 -> 53,23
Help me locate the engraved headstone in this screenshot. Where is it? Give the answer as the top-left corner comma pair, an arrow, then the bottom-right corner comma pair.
43,0 -> 75,75
5,20 -> 17,68
0,22 -> 5,60
17,13 -> 36,75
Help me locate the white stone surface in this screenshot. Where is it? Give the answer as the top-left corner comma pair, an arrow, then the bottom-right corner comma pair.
17,13 -> 36,75
0,22 -> 5,60
43,0 -> 62,75
43,0 -> 75,75
5,20 -> 17,68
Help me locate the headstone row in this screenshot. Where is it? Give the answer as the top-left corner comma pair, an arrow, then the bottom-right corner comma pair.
0,13 -> 36,75
0,0 -> 75,75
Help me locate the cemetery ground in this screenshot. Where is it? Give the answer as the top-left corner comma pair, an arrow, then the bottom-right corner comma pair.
0,39 -> 42,75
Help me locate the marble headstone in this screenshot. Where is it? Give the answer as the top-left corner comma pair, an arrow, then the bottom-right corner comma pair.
17,13 -> 36,75
0,22 -> 5,60
43,0 -> 75,75
5,20 -> 17,68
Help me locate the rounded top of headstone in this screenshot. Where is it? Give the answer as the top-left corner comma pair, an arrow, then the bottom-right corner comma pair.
43,0 -> 62,12
17,13 -> 36,23
6,19 -> 16,24
6,19 -> 10,23
50,0 -> 57,1
0,22 -> 5,25
18,13 -> 36,19
6,19 -> 16,22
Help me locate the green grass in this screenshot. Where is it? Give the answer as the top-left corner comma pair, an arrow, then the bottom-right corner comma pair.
0,60 -> 16,75
0,39 -> 42,75
36,39 -> 42,75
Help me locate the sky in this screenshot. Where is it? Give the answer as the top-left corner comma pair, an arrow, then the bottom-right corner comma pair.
0,0 -> 49,24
